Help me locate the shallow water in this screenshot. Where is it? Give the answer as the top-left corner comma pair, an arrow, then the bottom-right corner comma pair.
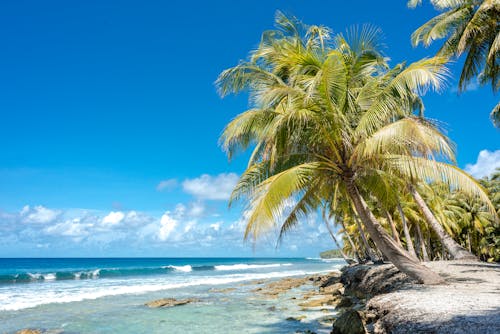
0,258 -> 344,333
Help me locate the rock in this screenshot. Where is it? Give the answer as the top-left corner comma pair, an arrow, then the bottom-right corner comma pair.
254,277 -> 310,297
208,287 -> 236,293
286,315 -> 307,321
336,296 -> 353,309
145,297 -> 199,308
299,295 -> 341,308
320,275 -> 341,288
331,310 -> 366,334
320,282 -> 344,295
16,330 -> 43,334
318,314 -> 336,325
340,264 -> 412,298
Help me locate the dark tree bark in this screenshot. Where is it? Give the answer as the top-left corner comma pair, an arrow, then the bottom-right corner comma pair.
345,178 -> 444,284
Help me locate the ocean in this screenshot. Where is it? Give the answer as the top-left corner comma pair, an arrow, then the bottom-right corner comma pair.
0,257 -> 345,333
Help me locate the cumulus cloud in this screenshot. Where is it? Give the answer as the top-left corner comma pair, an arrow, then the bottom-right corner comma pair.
101,211 -> 125,226
20,205 -> 60,224
158,212 -> 177,241
210,222 -> 221,231
182,173 -> 239,200
156,179 -> 178,191
1,199 -> 337,257
44,218 -> 93,240
465,150 -> 500,178
187,201 -> 205,217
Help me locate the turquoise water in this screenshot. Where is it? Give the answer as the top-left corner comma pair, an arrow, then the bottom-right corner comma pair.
0,258 -> 344,333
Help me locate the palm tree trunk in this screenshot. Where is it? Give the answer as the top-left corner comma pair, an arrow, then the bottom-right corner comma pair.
339,216 -> 363,263
344,178 -> 444,284
322,210 -> 351,262
408,184 -> 476,260
353,215 -> 376,261
467,232 -> 472,253
415,222 -> 430,261
397,203 -> 418,260
426,229 -> 434,260
385,210 -> 402,246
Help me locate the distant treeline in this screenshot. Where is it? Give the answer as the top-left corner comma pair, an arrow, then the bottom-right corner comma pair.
319,249 -> 343,259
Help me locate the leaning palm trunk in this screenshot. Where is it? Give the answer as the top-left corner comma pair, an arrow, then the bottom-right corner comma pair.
353,215 -> 378,261
385,210 -> 402,246
467,232 -> 472,253
322,211 -> 351,263
409,185 -> 476,260
339,217 -> 363,262
397,203 -> 418,260
415,222 -> 430,261
345,179 -> 444,284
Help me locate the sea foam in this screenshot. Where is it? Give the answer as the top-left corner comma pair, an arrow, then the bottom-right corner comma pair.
0,269 -> 323,311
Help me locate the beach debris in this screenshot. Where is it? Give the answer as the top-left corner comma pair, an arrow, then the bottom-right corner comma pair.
145,297 -> 199,308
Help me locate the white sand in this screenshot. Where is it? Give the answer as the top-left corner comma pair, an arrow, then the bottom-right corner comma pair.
368,261 -> 500,333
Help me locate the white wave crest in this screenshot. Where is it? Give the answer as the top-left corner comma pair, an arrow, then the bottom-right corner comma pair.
27,273 -> 43,280
164,265 -> 192,272
0,269 -> 330,311
43,273 -> 57,281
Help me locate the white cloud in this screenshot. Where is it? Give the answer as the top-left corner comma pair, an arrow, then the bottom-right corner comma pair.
101,211 -> 125,226
182,173 -> 239,200
188,201 -> 205,217
210,222 -> 221,231
20,205 -> 60,224
44,218 -> 93,240
123,211 -> 153,226
184,221 -> 196,233
465,150 -> 500,178
156,179 -> 178,191
158,212 -> 177,241
3,198 -> 337,256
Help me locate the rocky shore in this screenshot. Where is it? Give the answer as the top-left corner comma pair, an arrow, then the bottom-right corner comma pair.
11,260 -> 500,334
290,260 -> 500,334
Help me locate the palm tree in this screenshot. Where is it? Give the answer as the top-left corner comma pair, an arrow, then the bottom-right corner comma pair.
321,207 -> 353,263
408,183 -> 477,259
397,201 -> 419,259
217,12 -> 494,284
409,0 -> 500,126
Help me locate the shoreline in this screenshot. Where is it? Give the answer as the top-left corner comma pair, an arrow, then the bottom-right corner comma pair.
9,259 -> 500,334
282,260 -> 500,334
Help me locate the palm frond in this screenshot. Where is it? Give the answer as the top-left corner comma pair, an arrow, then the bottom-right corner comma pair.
490,101 -> 500,127
244,162 -> 319,240
388,155 -> 497,216
354,117 -> 456,162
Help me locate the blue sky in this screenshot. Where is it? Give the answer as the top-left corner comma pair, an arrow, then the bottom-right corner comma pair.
0,0 -> 498,257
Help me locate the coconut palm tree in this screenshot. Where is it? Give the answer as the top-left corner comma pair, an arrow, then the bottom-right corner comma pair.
217,12 -> 494,284
409,0 -> 500,126
397,201 -> 419,259
408,183 -> 477,259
